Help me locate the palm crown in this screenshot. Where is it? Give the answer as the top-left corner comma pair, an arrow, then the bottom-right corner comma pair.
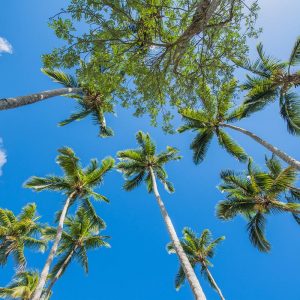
0,271 -> 49,300
116,131 -> 181,193
42,69 -> 114,137
217,156 -> 300,252
167,228 -> 225,291
25,147 -> 114,214
0,203 -> 46,269
178,80 -> 248,164
237,37 -> 300,134
43,208 -> 110,279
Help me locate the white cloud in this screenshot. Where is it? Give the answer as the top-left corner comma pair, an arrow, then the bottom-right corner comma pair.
0,37 -> 13,54
0,140 -> 7,175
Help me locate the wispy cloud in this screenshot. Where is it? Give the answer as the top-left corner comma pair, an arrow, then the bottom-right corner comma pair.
0,140 -> 7,175
0,37 -> 13,54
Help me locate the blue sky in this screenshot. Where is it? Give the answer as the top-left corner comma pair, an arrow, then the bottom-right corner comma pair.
0,1 -> 300,299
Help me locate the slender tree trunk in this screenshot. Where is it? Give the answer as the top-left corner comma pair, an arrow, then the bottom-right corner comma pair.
0,88 -> 82,111
221,123 -> 300,170
149,168 -> 206,300
203,265 -> 225,300
42,247 -> 77,299
31,192 -> 76,300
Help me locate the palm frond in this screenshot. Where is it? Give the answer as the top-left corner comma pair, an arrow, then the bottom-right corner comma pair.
217,129 -> 247,162
247,213 -> 270,252
41,68 -> 78,88
288,36 -> 300,68
279,91 -> 300,135
59,109 -> 91,126
190,129 -> 214,164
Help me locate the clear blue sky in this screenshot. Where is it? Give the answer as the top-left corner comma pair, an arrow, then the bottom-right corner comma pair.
0,1 -> 300,299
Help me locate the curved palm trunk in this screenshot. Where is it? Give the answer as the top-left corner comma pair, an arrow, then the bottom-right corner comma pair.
149,168 -> 206,300
31,192 -> 76,300
203,265 -> 225,300
42,246 -> 77,299
221,123 -> 300,170
0,88 -> 82,111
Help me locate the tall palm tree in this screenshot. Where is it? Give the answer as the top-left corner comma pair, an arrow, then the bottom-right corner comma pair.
167,228 -> 225,300
42,208 -> 110,298
0,69 -> 113,137
236,37 -> 300,134
0,203 -> 46,269
116,131 -> 207,300
217,156 -> 300,252
25,147 -> 114,300
178,79 -> 300,170
0,271 -> 50,300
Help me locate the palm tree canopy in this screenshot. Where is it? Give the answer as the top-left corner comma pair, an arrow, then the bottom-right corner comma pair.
24,147 -> 114,205
167,228 -> 225,290
0,271 -> 50,300
43,208 -> 110,278
116,131 -> 181,193
217,156 -> 300,251
178,79 -> 248,164
237,37 -> 300,134
0,203 -> 46,268
42,68 -> 114,137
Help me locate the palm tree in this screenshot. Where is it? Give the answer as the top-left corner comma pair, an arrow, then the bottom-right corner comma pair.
0,203 -> 46,269
178,79 -> 300,170
0,69 -> 113,137
42,208 -> 110,298
167,228 -> 225,300
116,131 -> 207,300
25,147 -> 114,300
236,37 -> 300,134
217,156 -> 300,252
0,271 -> 50,300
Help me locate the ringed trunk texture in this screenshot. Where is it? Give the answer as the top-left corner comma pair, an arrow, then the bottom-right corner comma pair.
31,192 -> 76,300
43,246 -> 77,299
149,168 -> 206,300
222,123 -> 300,170
204,265 -> 225,300
0,88 -> 82,111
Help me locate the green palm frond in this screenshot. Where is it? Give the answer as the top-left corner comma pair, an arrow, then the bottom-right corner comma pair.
268,166 -> 297,194
190,129 -> 214,164
289,36 -> 300,68
279,91 -> 300,135
42,68 -> 78,88
123,171 -> 145,191
175,266 -> 186,290
57,147 -> 80,178
216,79 -> 237,119
24,176 -> 70,192
58,109 -> 91,126
217,129 -> 247,162
265,155 -> 282,177
247,213 -> 270,252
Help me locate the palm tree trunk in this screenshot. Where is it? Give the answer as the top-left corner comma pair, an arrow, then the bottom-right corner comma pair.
149,168 -> 206,300
221,123 -> 300,170
31,192 -> 76,300
203,265 -> 225,300
0,88 -> 82,111
42,247 -> 77,299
